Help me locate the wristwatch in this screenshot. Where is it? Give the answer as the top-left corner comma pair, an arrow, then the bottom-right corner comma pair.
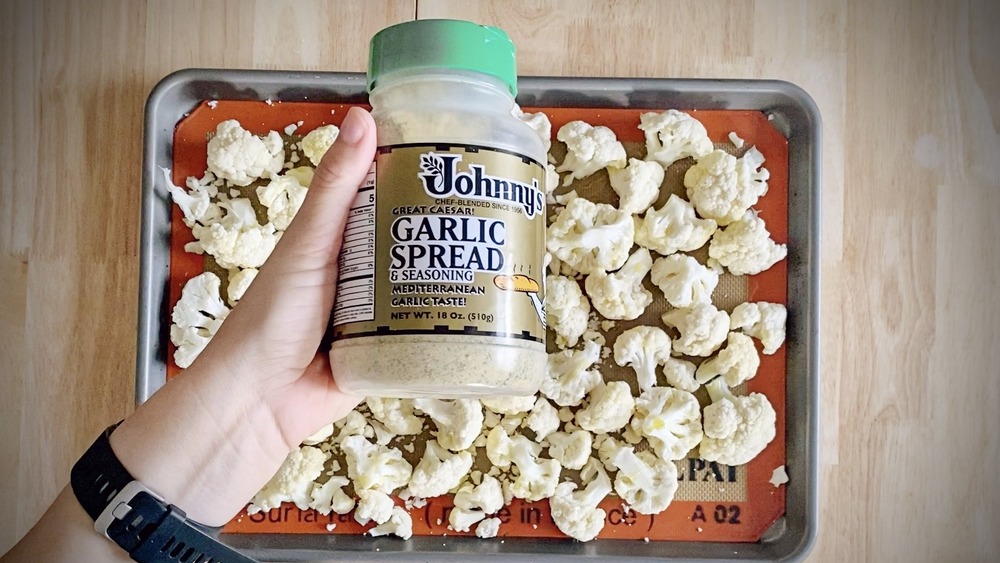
71,422 -> 257,563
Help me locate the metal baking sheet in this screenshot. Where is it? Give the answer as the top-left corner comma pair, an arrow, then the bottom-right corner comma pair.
138,69 -> 820,562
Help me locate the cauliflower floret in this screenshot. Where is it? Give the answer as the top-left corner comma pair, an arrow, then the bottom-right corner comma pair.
354,489 -> 395,526
412,399 -> 484,451
661,303 -> 730,357
594,434 -> 626,472
368,506 -> 413,539
308,476 -> 354,516
575,381 -> 635,433
545,430 -> 592,470
612,447 -> 679,514
545,162 -> 560,198
607,157 -> 664,215
188,198 -> 280,269
476,517 -> 503,538
638,110 -> 713,168
730,301 -> 788,354
365,398 -> 423,435
340,435 -> 412,494
509,436 -> 562,501
449,475 -> 504,532
524,397 -> 560,441
546,275 -> 590,348
612,326 -> 672,391
584,247 -> 653,321
549,460 -> 613,542
302,423 -> 334,445
630,387 -> 703,460
408,440 -> 473,498
481,395 -> 537,415
707,211 -> 787,275
226,267 -> 258,306
513,106 -> 552,153
332,410 -> 370,445
700,378 -> 777,466
301,124 -> 340,166
247,446 -> 327,514
661,357 -> 700,393
206,119 -> 284,186
650,254 -> 720,308
541,340 -> 603,407
547,197 -> 634,275
695,332 -> 761,386
169,272 -> 230,368
256,167 -> 312,230
556,120 -> 627,185
162,167 -> 221,227
634,194 -> 717,256
683,147 -> 770,225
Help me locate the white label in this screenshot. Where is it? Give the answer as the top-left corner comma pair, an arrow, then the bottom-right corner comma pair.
333,163 -> 377,326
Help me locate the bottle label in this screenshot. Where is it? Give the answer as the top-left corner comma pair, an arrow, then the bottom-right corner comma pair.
332,143 -> 546,345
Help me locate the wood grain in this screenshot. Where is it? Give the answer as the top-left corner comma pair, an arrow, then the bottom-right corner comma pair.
1,0 -> 998,560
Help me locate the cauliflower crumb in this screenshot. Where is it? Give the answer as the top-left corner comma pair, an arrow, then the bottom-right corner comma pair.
207,100 -> 218,109
770,465 -> 789,487
728,131 -> 745,149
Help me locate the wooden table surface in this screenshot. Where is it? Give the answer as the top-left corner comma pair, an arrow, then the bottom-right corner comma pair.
1,1 -> 997,560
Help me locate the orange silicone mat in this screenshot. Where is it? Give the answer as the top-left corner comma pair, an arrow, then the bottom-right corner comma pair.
167,101 -> 788,543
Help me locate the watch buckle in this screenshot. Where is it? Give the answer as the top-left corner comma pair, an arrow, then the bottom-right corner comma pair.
94,480 -> 165,540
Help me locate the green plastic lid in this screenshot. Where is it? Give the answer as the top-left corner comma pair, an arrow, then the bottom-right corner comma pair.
368,19 -> 517,96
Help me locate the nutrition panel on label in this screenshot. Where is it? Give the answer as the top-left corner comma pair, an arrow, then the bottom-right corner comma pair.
333,163 -> 377,325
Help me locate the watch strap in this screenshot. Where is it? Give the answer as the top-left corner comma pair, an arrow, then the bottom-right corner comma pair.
71,422 -> 257,563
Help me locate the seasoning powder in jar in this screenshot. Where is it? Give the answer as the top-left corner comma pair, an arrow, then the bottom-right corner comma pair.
329,20 -> 547,398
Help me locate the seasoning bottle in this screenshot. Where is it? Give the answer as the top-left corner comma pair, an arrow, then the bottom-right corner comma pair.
329,20 -> 547,398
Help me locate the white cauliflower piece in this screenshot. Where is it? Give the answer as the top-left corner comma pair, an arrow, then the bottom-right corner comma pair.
661,357 -> 700,393
308,476 -> 354,515
650,254 -> 720,308
485,426 -> 516,468
634,194 -> 717,256
247,446 -> 327,514
700,378 -> 777,466
541,340 -> 603,407
188,198 -> 280,269
408,440 -> 473,498
547,197 -> 634,275
301,124 -> 340,166
556,120 -> 627,185
695,332 -> 761,386
162,167 -> 221,227
481,395 -> 536,415
545,163 -> 560,197
302,423 -> 334,445
169,272 -> 230,369
513,106 -> 552,153
612,446 -> 679,514
607,157 -> 664,214
612,326 -> 672,391
630,387 -> 703,460
584,247 -> 653,321
365,398 -> 423,435
508,435 -> 562,501
683,147 -> 770,226
575,381 -> 635,433
206,119 -> 284,186
638,110 -> 713,168
332,410 -> 369,444
256,167 -> 312,230
525,397 -> 560,441
412,399 -> 484,451
226,267 -> 258,306
340,435 -> 412,494
545,430 -> 592,470
449,475 -> 504,532
661,303 -> 730,357
354,489 -> 395,526
476,517 -> 502,538
549,460 -> 613,542
546,275 -> 590,349
730,301 -> 788,354
707,211 -> 787,275
368,506 -> 413,539
594,434 -> 626,472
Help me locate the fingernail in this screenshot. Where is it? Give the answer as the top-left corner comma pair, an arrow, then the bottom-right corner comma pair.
339,107 -> 366,145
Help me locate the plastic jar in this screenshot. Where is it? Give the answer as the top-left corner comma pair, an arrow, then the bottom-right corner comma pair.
329,20 -> 547,398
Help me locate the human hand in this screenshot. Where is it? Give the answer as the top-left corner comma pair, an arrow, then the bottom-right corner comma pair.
109,107 -> 377,526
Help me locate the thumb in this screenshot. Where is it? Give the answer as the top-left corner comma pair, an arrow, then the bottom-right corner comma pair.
267,106 -> 377,274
